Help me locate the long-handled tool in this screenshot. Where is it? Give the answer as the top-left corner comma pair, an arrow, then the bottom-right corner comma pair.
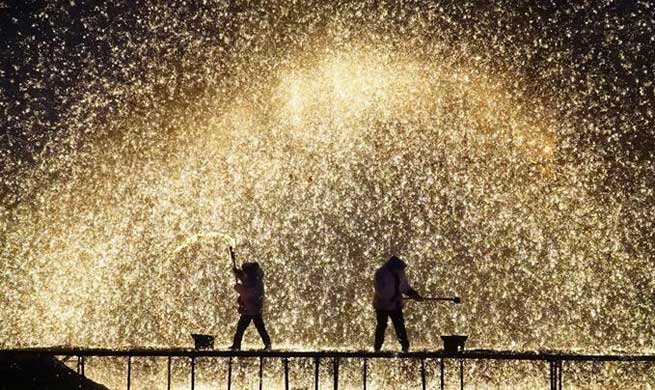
228,246 -> 238,282
409,296 -> 461,304
228,246 -> 244,309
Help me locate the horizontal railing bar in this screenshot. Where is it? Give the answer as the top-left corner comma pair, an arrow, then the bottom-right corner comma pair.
2,348 -> 655,362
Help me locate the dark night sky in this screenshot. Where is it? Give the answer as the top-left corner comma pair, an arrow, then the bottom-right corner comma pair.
1,1 -> 654,191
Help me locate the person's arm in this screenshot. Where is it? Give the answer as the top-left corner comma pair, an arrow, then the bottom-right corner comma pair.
233,267 -> 245,281
234,282 -> 259,301
399,269 -> 422,300
405,288 -> 422,300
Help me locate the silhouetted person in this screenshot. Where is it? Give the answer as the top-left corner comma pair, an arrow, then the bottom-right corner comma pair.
373,255 -> 422,352
229,262 -> 272,350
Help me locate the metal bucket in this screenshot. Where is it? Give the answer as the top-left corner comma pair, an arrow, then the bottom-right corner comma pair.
191,334 -> 215,350
441,335 -> 468,353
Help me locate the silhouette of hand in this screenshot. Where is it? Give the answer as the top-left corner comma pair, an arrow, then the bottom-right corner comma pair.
407,289 -> 422,301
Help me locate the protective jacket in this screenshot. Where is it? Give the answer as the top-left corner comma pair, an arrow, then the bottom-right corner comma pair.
234,268 -> 265,316
373,259 -> 418,311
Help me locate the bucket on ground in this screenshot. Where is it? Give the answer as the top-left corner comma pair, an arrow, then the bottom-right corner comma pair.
441,335 -> 468,353
191,334 -> 215,350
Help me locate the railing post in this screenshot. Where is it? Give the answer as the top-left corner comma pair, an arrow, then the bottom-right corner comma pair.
550,360 -> 563,390
259,356 -> 264,390
362,358 -> 367,390
227,356 -> 233,390
126,356 -> 132,390
77,355 -> 85,376
314,356 -> 321,390
284,357 -> 290,390
167,356 -> 172,390
333,357 -> 339,390
421,359 -> 426,390
440,358 -> 445,390
558,361 -> 563,390
190,357 -> 195,390
314,357 -> 320,390
459,360 -> 464,390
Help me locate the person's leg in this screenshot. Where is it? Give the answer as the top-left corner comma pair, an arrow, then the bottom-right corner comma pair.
252,315 -> 272,348
231,315 -> 252,350
390,310 -> 409,352
374,310 -> 389,352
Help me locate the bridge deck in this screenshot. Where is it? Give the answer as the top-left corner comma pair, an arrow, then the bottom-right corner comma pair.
3,347 -> 655,390
3,346 -> 655,362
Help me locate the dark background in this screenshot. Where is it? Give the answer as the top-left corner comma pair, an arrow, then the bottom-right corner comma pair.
2,1 -> 653,164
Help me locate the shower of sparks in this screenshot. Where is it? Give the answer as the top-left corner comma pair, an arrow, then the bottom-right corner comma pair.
1,0 -> 654,387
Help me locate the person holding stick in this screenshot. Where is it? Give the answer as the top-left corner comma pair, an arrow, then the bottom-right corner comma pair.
373,255 -> 423,352
228,248 -> 272,350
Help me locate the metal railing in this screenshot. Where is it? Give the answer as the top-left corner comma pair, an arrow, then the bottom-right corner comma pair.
4,347 -> 655,390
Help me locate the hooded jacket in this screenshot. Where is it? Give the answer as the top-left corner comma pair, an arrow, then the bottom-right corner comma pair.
373,257 -> 418,311
234,263 -> 265,316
